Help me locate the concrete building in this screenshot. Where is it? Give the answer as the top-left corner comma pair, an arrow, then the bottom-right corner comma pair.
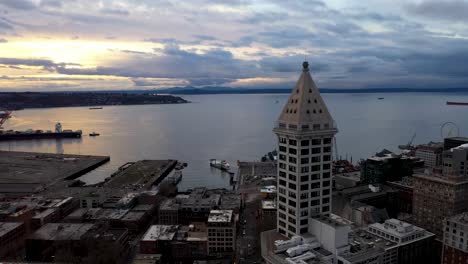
413,144 -> 468,237
367,219 -> 435,264
415,142 -> 443,168
0,222 -> 25,258
273,61 -> 337,237
443,212 -> 468,264
207,210 -> 236,257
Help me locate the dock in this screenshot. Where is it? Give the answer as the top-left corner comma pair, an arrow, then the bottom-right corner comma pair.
0,151 -> 110,194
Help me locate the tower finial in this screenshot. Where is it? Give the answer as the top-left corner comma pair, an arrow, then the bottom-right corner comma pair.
302,61 -> 309,72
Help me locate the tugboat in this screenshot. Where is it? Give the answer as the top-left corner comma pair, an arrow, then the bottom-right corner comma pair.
89,132 -> 100,137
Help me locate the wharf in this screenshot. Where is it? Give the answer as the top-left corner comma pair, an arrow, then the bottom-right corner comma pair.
0,151 -> 110,194
104,160 -> 177,190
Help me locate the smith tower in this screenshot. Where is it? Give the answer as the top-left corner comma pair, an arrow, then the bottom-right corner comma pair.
273,61 -> 338,237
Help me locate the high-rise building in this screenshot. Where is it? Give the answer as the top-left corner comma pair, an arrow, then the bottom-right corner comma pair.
413,144 -> 468,237
273,61 -> 337,237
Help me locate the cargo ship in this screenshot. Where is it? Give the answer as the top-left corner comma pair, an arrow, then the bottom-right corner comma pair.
0,123 -> 82,141
447,101 -> 468,106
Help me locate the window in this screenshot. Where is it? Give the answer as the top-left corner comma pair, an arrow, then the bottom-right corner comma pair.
312,148 -> 321,154
323,146 -> 331,153
311,165 -> 320,172
289,183 -> 297,189
323,163 -> 331,170
311,191 -> 320,197
279,171 -> 286,178
301,166 -> 309,173
289,174 -> 297,181
289,148 -> 297,155
300,219 -> 308,225
280,137 -> 287,144
279,146 -> 287,152
279,220 -> 286,227
279,154 -> 286,161
311,182 -> 320,189
279,162 -> 286,169
323,155 -> 331,161
300,201 -> 308,208
288,217 -> 296,224
301,210 -> 308,217
311,200 -> 319,206
279,196 -> 286,203
301,184 -> 309,191
323,172 -> 330,179
289,200 -> 296,207
322,206 -> 330,212
289,156 -> 297,163
301,149 -> 309,155
300,193 -> 309,199
288,208 -> 295,216
289,139 -> 297,146
311,156 -> 320,163
289,165 -> 296,172
324,138 -> 332,144
301,175 -> 309,182
322,189 -> 330,195
301,140 -> 309,146
312,139 -> 321,145
311,174 -> 320,180
288,225 -> 296,233
323,180 -> 331,187
300,227 -> 308,233
288,191 -> 296,198
323,197 -> 330,204
279,179 -> 286,186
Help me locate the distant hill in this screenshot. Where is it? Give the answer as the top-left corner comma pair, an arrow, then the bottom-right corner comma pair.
154,86 -> 468,95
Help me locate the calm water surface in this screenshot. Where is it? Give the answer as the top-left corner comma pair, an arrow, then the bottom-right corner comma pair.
1,93 -> 468,190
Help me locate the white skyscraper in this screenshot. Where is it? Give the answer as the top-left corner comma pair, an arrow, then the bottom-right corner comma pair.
273,61 -> 338,237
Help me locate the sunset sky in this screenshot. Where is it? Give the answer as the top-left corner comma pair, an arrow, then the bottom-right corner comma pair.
0,0 -> 468,91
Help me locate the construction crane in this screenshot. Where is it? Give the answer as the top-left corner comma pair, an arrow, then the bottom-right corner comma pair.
0,110 -> 12,129
398,133 -> 416,150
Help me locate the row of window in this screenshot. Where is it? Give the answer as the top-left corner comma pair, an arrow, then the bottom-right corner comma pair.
278,196 -> 331,208
279,146 -> 332,155
279,163 -> 331,173
278,179 -> 332,191
280,138 -> 332,146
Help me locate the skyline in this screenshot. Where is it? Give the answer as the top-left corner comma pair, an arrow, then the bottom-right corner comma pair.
1,0 -> 468,91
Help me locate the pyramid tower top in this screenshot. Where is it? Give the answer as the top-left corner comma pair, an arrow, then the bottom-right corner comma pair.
275,62 -> 336,134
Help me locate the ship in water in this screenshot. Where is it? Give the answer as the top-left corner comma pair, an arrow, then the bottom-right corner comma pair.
0,122 -> 82,141
447,101 -> 468,106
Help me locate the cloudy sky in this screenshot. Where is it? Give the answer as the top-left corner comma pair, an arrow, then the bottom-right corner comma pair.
0,0 -> 467,91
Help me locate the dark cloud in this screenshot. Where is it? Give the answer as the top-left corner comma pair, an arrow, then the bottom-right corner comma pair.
100,8 -> 130,16
407,0 -> 468,22
255,26 -> 316,48
40,0 -> 63,8
0,0 -> 36,10
0,38 -> 7,43
0,18 -> 14,31
239,11 -> 289,24
193,34 -> 217,41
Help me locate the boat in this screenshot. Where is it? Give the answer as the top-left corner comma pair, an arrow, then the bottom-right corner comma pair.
378,97 -> 384,100
0,123 -> 82,141
89,132 -> 100,137
209,159 -> 230,171
89,107 -> 103,110
447,101 -> 468,106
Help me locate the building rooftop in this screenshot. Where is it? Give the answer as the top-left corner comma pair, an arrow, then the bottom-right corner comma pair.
121,211 -> 146,222
367,219 -> 434,246
262,200 -> 277,210
32,208 -> 57,219
29,223 -> 94,241
208,210 -> 233,223
141,225 -> 178,241
0,222 -> 23,237
447,212 -> 468,225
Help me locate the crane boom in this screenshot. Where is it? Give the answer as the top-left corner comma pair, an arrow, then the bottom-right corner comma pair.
0,110 -> 12,129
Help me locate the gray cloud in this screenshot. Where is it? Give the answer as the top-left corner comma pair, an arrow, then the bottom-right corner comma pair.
40,0 -> 63,8
0,0 -> 36,10
0,38 -> 7,43
407,0 -> 468,22
101,8 -> 130,16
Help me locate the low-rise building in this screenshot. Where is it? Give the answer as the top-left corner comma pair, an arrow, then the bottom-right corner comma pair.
158,199 -> 179,225
0,222 -> 25,258
415,142 -> 443,168
207,210 -> 236,257
443,212 -> 468,264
